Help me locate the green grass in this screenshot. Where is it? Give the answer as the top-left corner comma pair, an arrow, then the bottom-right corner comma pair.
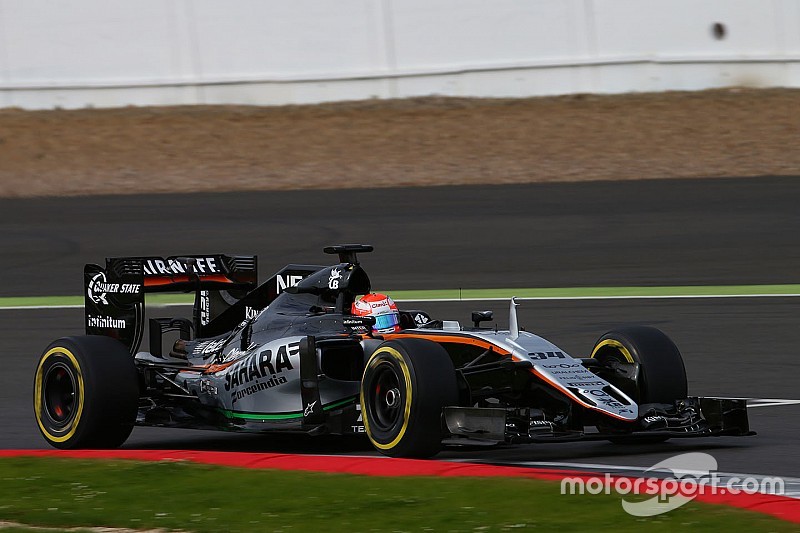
386,284 -> 800,300
0,293 -> 195,308
2,284 -> 800,308
0,458 -> 794,532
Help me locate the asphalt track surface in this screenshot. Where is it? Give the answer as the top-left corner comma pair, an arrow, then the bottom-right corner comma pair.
2,176 -> 800,479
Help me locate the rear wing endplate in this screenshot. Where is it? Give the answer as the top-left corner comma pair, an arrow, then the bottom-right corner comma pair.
84,255 -> 258,354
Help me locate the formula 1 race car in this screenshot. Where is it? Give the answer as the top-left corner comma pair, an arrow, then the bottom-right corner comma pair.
33,245 -> 753,457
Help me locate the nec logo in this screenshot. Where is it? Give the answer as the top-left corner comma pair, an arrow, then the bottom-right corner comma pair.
276,274 -> 304,293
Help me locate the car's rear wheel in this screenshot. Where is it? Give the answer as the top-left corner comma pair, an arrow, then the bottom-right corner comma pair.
361,338 -> 458,458
33,335 -> 139,449
591,325 -> 687,444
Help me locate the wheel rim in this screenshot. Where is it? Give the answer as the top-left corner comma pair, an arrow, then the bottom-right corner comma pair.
368,363 -> 404,432
43,362 -> 77,426
596,350 -> 640,402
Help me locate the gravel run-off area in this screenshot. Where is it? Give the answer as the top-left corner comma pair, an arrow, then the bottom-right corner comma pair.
0,88 -> 798,197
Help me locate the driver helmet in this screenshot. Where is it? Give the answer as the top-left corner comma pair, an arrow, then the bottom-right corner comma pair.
351,293 -> 401,333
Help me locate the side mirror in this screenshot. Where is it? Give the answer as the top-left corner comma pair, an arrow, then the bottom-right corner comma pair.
472,310 -> 493,328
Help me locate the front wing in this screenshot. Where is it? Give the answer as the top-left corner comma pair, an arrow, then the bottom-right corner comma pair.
443,397 -> 753,443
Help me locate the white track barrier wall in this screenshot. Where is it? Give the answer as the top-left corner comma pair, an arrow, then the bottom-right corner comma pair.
1,0 -> 799,109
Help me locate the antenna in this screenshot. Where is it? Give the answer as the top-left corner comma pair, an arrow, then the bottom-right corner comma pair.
508,297 -> 520,340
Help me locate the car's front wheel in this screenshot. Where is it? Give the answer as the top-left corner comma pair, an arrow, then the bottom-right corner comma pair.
361,338 -> 457,458
591,325 -> 687,444
591,325 -> 687,404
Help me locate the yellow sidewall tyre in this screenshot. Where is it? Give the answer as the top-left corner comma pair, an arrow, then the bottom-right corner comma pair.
361,338 -> 457,458
33,336 -> 138,449
590,325 -> 687,445
590,325 -> 687,404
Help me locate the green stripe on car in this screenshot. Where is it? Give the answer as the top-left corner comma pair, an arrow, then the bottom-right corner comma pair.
219,397 -> 357,421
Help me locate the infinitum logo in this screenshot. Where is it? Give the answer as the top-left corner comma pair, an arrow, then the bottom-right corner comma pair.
86,315 -> 126,329
561,452 -> 785,516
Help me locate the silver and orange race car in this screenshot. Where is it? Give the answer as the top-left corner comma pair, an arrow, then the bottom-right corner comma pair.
33,245 -> 752,457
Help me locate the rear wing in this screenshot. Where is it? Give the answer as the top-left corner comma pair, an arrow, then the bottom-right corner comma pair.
84,254 -> 322,354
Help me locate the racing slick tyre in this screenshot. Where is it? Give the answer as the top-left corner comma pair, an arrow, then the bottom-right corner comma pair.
33,335 -> 138,449
590,326 -> 687,444
360,338 -> 458,458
